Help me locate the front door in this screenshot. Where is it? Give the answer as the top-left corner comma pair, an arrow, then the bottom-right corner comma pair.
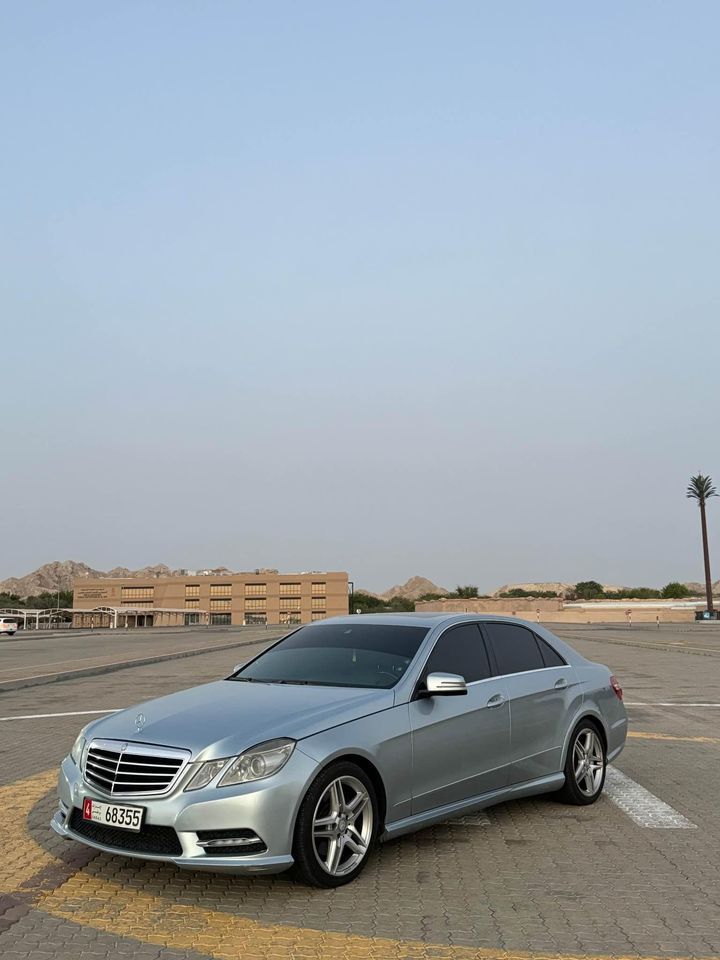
408,623 -> 511,815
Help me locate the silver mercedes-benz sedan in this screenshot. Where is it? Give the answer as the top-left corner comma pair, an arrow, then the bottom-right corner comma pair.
53,614 -> 627,887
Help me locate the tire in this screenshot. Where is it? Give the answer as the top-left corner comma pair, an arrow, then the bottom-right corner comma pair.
292,761 -> 379,888
555,720 -> 607,805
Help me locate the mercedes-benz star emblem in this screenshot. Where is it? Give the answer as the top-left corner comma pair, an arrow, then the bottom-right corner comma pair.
135,713 -> 146,732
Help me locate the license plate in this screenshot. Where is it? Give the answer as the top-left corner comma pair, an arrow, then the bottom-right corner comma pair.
82,797 -> 144,832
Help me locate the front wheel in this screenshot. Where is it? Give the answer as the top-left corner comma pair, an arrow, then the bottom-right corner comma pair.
292,761 -> 378,887
555,722 -> 606,805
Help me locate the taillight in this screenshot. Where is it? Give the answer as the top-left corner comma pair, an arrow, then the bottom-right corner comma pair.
610,675 -> 623,700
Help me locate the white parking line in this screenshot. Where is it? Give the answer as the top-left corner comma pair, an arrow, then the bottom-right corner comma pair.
605,767 -> 696,828
626,702 -> 720,707
0,709 -> 121,722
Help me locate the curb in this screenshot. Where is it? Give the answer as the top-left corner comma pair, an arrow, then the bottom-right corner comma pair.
0,635 -> 278,693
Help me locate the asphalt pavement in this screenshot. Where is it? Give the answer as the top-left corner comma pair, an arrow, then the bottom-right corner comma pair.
0,624 -> 718,960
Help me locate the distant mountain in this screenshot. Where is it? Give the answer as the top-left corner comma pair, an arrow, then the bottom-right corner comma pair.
0,560 -> 232,598
381,576 -> 449,601
684,581 -> 720,596
493,581 -> 575,597
0,561 -> 103,598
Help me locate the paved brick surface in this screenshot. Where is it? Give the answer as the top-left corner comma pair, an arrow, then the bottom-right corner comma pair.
0,626 -> 719,958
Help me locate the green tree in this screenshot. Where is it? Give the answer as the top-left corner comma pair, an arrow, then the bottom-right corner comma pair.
573,580 -> 605,600
499,588 -> 559,599
25,590 -> 74,609
661,582 -> 691,600
686,473 -> 717,614
387,596 -> 414,612
454,585 -> 479,599
350,591 -> 385,614
0,592 -> 22,608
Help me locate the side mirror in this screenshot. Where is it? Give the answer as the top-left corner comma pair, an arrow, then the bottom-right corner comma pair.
421,672 -> 468,697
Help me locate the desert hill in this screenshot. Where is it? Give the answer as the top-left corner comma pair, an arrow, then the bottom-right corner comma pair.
381,576 -> 449,601
0,560 -> 234,598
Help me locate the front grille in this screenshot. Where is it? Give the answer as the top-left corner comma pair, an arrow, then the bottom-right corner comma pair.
69,807 -> 182,856
83,739 -> 190,796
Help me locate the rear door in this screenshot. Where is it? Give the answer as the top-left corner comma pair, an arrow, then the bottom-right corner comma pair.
482,622 -> 577,784
408,622 -> 511,814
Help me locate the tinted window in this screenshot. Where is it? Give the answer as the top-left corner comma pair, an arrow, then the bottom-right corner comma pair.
484,622 -> 545,675
536,634 -> 566,667
423,623 -> 492,683
232,622 -> 429,688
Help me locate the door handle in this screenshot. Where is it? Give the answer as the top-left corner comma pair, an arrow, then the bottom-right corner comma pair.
554,678 -> 568,690
486,693 -> 506,708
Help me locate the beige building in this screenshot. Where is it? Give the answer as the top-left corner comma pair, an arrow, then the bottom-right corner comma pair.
73,571 -> 349,628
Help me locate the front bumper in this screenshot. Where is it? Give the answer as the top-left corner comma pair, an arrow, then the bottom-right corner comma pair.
52,749 -> 318,875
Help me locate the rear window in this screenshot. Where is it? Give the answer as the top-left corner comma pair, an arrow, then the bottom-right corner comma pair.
536,634 -> 566,667
484,622 -> 545,675
232,621 -> 430,688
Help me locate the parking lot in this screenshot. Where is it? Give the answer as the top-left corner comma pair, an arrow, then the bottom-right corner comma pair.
1,623 -> 719,960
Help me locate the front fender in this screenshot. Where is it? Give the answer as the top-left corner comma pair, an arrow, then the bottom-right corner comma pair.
298,704 -> 413,825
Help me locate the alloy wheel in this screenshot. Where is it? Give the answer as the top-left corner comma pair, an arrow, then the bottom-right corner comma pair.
311,775 -> 373,877
573,729 -> 604,797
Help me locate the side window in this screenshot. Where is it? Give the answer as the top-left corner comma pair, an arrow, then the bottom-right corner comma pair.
535,634 -> 566,667
484,622 -> 545,675
423,624 -> 492,683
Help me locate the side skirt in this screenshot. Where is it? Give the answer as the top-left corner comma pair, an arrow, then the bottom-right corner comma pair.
381,773 -> 565,841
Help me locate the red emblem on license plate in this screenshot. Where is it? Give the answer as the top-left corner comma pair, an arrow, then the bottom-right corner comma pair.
83,798 -> 93,819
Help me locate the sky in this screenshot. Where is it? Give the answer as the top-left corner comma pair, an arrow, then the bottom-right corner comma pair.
2,2 -> 719,593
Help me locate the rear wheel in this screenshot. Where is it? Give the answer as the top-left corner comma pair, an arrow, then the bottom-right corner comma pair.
292,761 -> 378,887
555,721 -> 606,805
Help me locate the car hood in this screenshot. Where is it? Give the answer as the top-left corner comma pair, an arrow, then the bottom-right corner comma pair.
85,680 -> 394,760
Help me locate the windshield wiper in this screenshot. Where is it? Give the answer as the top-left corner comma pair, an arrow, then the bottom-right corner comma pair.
265,679 -> 312,685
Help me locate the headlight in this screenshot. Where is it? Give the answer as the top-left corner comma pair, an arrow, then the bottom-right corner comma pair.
70,730 -> 87,767
219,739 -> 295,788
183,739 -> 295,792
184,758 -> 229,791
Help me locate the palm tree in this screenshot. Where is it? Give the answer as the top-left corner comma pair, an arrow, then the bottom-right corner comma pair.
686,473 -> 717,614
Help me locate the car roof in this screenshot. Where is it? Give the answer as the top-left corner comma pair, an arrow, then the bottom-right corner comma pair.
325,612 -> 540,629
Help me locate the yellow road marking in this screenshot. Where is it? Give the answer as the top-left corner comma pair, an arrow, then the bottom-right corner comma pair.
6,768 -> 717,960
0,770 -> 59,893
37,868 -> 719,960
628,731 -> 720,744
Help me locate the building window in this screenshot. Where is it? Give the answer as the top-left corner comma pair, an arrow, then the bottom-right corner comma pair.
311,611 -> 326,621
210,598 -> 231,611
185,599 -> 200,609
279,583 -> 301,596
121,586 -> 154,600
280,597 -> 301,611
185,585 -> 200,598
245,583 -> 267,596
121,600 -> 153,607
185,613 -> 200,625
245,598 -> 266,611
280,613 -> 302,626
312,582 -> 326,596
210,584 -> 232,597
311,597 -> 326,610
244,613 -> 267,625
210,613 -> 231,626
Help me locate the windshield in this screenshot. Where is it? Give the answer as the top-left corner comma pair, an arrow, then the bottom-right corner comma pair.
230,622 -> 429,689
